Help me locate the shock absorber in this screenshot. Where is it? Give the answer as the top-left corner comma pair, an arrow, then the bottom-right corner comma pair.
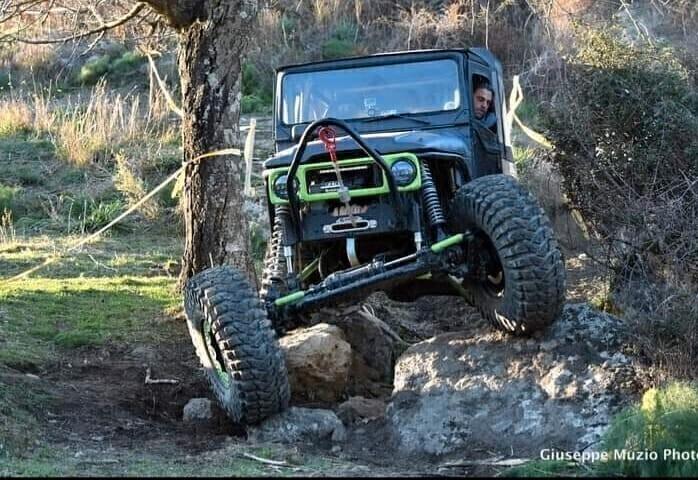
270,205 -> 290,278
420,160 -> 447,240
273,205 -> 295,274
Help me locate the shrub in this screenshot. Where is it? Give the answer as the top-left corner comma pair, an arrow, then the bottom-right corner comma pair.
110,51 -> 145,75
0,185 -> 18,214
241,62 -> 273,113
76,50 -> 145,85
600,383 -> 698,477
113,152 -> 160,220
83,198 -> 128,233
321,38 -> 355,60
543,29 -> 698,379
241,94 -> 271,114
78,55 -> 111,84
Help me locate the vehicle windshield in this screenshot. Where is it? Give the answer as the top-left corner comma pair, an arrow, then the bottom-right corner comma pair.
280,58 -> 462,125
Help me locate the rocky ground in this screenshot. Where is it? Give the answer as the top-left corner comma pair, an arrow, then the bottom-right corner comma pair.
4,249 -> 654,477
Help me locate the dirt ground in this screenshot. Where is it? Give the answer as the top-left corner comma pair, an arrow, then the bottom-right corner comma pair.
4,252 -> 606,477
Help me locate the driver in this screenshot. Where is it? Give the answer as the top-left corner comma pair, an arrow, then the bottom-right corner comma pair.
473,82 -> 494,120
473,81 -> 496,130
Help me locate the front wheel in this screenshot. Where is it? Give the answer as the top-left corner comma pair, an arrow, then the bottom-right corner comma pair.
448,174 -> 566,335
184,265 -> 290,424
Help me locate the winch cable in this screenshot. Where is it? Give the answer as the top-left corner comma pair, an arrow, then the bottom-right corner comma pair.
318,126 -> 357,226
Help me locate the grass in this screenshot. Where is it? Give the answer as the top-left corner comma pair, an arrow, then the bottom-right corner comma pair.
507,460 -> 586,477
1,443 -> 340,477
0,230 -> 182,461
507,382 -> 698,477
0,373 -> 55,459
0,232 -> 182,365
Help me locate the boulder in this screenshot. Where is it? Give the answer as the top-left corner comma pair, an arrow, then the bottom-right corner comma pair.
247,407 -> 346,444
337,396 -> 386,425
387,303 -> 642,458
279,323 -> 352,403
314,306 -> 409,381
183,398 -> 213,423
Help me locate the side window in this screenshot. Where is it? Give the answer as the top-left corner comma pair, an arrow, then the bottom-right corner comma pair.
471,73 -> 496,130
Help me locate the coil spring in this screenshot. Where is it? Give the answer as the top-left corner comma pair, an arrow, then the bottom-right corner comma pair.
266,205 -> 290,280
420,160 -> 446,228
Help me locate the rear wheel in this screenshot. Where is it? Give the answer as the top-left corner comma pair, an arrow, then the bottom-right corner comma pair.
184,265 -> 290,424
448,174 -> 565,334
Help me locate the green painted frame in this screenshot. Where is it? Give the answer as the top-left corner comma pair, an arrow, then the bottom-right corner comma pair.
265,152 -> 421,205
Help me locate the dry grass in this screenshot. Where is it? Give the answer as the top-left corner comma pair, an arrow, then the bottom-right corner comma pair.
0,99 -> 33,136
0,209 -> 16,245
113,151 -> 160,220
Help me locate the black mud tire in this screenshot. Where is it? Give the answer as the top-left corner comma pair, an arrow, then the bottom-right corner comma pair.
184,265 -> 290,424
448,174 -> 566,335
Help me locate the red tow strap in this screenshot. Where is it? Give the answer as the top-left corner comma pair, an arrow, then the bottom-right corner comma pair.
316,126 -> 356,226
318,127 -> 338,162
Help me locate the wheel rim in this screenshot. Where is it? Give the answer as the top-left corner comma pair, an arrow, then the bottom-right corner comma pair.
474,232 -> 505,298
202,317 -> 230,388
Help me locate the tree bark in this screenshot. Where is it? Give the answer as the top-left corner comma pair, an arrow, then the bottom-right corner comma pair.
177,0 -> 259,284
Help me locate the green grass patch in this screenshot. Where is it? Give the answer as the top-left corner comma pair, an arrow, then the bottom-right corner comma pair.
1,444 -> 336,477
0,373 -> 54,459
507,459 -> 586,477
0,232 -> 182,368
0,275 -> 179,364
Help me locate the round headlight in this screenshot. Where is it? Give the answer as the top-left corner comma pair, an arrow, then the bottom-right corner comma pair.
391,159 -> 417,186
273,174 -> 300,199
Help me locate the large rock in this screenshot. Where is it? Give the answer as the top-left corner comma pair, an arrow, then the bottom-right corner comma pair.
279,323 -> 352,403
337,396 -> 386,425
316,306 -> 408,382
247,407 -> 346,444
183,398 -> 213,423
387,303 -> 642,458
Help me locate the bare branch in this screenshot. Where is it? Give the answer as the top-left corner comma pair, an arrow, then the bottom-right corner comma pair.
10,1 -> 145,44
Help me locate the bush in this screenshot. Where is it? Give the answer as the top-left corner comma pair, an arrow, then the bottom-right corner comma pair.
543,29 -> 698,379
78,55 -> 111,84
241,94 -> 271,114
600,383 -> 698,477
241,62 -> 273,113
83,198 -> 128,233
321,38 -> 356,60
77,51 -> 146,85
0,184 -> 18,214
545,29 -> 697,275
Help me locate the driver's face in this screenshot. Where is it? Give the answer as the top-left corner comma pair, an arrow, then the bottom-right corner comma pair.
473,87 -> 493,120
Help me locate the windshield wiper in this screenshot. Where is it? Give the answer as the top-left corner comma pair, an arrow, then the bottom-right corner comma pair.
361,113 -> 431,125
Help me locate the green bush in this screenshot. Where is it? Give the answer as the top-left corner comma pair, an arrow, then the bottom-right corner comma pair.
241,95 -> 271,114
241,62 -> 273,113
83,198 -> 128,233
110,51 -> 145,75
0,184 -> 19,214
543,29 -> 698,378
76,51 -> 145,85
12,166 -> 44,187
78,55 -> 111,84
600,383 -> 698,477
321,38 -> 355,60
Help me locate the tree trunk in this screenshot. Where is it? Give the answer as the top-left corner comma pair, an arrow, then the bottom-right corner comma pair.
178,0 -> 258,285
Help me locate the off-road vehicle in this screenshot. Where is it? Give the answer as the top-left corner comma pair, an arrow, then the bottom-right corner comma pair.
184,48 -> 566,425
